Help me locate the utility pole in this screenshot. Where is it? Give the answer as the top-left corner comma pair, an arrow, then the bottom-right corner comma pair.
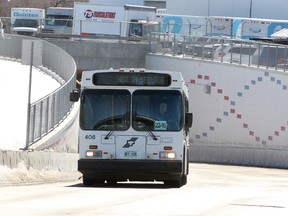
249,0 -> 253,18
208,0 -> 210,16
21,40 -> 43,150
25,42 -> 34,150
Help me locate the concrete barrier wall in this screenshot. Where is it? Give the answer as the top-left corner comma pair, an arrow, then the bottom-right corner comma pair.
190,144 -> 288,168
46,39 -> 149,71
0,96 -> 79,184
146,54 -> 288,168
0,150 -> 78,171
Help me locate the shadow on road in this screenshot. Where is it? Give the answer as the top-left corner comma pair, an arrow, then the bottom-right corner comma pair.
67,182 -> 172,189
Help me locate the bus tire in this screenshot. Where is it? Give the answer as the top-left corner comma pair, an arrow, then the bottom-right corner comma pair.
95,179 -> 105,184
83,176 -> 95,186
164,179 -> 182,188
182,174 -> 187,186
106,180 -> 117,184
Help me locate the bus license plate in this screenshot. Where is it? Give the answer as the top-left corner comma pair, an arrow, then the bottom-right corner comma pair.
124,151 -> 137,157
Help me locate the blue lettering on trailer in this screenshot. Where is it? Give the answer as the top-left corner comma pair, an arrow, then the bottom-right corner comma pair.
13,12 -> 39,18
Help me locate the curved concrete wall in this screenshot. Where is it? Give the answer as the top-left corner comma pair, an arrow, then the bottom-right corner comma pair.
146,54 -> 288,168
46,39 -> 149,71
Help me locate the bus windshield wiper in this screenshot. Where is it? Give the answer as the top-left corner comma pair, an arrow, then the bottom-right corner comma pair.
104,123 -> 120,139
104,113 -> 130,139
133,114 -> 158,140
144,125 -> 158,140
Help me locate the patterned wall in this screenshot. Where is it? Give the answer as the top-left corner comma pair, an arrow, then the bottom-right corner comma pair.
146,54 -> 288,167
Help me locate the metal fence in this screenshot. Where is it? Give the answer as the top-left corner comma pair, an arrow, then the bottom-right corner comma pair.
0,34 -> 77,148
149,32 -> 288,71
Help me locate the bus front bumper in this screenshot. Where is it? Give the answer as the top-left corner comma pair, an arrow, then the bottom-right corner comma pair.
78,159 -> 183,181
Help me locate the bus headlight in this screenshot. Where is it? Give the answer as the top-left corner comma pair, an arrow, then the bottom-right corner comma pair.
159,151 -> 176,159
86,150 -> 102,158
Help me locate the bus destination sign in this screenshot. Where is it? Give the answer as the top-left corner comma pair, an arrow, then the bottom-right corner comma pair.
92,72 -> 171,86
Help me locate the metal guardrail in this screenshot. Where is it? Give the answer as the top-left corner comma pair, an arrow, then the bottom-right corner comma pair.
0,34 -> 77,148
149,32 -> 288,72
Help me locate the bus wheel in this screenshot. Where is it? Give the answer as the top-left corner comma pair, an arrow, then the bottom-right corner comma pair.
106,180 -> 117,184
83,176 -> 95,186
182,174 -> 187,186
164,179 -> 182,188
94,179 -> 105,184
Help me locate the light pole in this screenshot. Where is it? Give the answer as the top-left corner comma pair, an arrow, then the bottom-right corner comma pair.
249,0 -> 253,18
208,0 -> 210,16
25,42 -> 34,150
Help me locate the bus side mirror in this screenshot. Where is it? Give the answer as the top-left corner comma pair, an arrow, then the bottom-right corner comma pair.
185,113 -> 193,128
70,89 -> 80,102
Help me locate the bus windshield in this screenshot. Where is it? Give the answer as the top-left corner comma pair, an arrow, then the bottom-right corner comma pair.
132,90 -> 183,131
80,89 -> 130,131
80,89 -> 183,131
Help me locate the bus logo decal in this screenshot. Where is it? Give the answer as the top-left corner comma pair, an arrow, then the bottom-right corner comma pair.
123,137 -> 138,148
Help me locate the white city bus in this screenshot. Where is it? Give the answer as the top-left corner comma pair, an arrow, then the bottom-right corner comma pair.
70,68 -> 193,187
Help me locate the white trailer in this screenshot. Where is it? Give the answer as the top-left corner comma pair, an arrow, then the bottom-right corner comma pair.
72,2 -> 157,37
233,18 -> 288,39
11,8 -> 45,36
42,7 -> 73,34
161,14 -> 207,36
89,0 -> 144,5
206,17 -> 233,37
161,14 -> 233,37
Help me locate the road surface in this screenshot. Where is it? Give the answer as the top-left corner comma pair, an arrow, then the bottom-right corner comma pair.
1,163 -> 288,216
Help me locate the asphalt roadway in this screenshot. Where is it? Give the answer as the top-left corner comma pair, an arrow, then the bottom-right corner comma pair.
1,163 -> 288,215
